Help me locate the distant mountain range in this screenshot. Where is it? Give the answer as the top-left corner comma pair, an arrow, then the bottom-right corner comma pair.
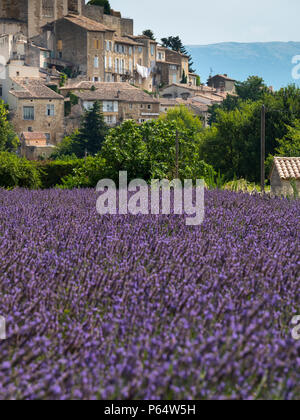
186,42 -> 300,90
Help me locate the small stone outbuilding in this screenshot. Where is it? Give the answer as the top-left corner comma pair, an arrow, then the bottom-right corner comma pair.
270,157 -> 300,196
20,132 -> 55,160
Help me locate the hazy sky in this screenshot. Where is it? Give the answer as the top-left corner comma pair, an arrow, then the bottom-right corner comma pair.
107,0 -> 300,45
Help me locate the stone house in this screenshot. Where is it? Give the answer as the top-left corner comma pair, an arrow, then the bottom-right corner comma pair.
155,46 -> 190,88
20,131 -> 55,160
160,83 -> 226,103
207,74 -> 236,93
0,0 -> 85,37
63,82 -> 160,131
7,77 -> 65,144
270,157 -> 300,197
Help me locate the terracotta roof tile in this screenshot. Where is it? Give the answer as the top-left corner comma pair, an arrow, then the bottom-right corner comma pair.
64,14 -> 114,32
72,83 -> 159,103
274,157 -> 300,180
22,132 -> 47,141
10,78 -> 64,99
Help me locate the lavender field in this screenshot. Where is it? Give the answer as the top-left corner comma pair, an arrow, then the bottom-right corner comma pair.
0,188 -> 299,400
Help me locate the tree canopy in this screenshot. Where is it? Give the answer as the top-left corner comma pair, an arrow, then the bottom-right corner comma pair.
161,36 -> 195,73
88,0 -> 111,15
0,101 -> 19,152
142,30 -> 156,41
201,84 -> 300,182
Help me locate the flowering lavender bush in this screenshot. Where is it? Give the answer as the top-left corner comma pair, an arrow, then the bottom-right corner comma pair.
0,188 -> 299,400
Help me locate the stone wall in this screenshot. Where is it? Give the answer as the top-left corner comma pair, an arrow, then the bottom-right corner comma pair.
270,168 -> 300,197
11,97 -> 65,144
54,19 -> 87,73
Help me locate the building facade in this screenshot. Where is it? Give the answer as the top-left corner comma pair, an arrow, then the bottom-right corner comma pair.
7,77 -> 65,144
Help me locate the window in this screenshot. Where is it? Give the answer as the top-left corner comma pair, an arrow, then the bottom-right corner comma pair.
129,47 -> 132,56
45,133 -> 51,143
94,39 -> 101,49
103,101 -> 115,112
129,59 -> 132,72
23,106 -> 34,120
104,56 -> 107,69
147,104 -> 152,110
138,47 -> 143,54
115,58 -> 119,73
151,45 -> 155,56
129,104 -> 133,109
93,77 -> 100,82
104,115 -> 117,125
46,104 -> 55,116
94,56 -> 99,68
0,86 -> 2,96
57,40 -> 63,51
42,0 -> 54,17
109,56 -> 112,69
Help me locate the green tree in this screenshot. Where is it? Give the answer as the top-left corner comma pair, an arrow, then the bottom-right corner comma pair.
0,101 -> 19,152
200,85 -> 300,182
88,0 -> 111,15
181,70 -> 188,84
101,120 -> 150,182
0,152 -> 41,189
161,36 -> 195,73
275,120 -> 300,156
100,117 -> 213,183
196,75 -> 201,87
50,131 -> 79,160
159,105 -> 203,134
72,101 -> 108,158
142,30 -> 156,41
235,76 -> 269,102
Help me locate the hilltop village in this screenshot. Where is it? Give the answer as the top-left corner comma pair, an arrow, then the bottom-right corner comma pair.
0,0 -> 236,159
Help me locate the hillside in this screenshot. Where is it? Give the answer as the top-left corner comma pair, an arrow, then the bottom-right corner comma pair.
187,42 -> 300,90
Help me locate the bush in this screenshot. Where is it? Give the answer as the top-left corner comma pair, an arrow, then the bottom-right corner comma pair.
35,159 -> 83,189
58,156 -> 107,189
0,152 -> 41,189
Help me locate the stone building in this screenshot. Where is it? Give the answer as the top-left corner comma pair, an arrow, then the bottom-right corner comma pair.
160,83 -> 227,103
270,157 -> 300,197
62,82 -> 160,131
0,0 -> 85,37
0,1 -> 133,38
207,74 -> 236,93
20,131 -> 55,160
38,18 -> 156,91
7,77 -> 65,144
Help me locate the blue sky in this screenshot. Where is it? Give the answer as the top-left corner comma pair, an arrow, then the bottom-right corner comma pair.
106,0 -> 300,45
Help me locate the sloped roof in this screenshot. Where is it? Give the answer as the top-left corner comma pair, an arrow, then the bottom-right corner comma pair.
21,132 -> 47,141
74,83 -> 159,103
273,157 -> 300,180
9,78 -> 64,100
209,74 -> 236,82
63,14 -> 114,32
60,81 -> 137,91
